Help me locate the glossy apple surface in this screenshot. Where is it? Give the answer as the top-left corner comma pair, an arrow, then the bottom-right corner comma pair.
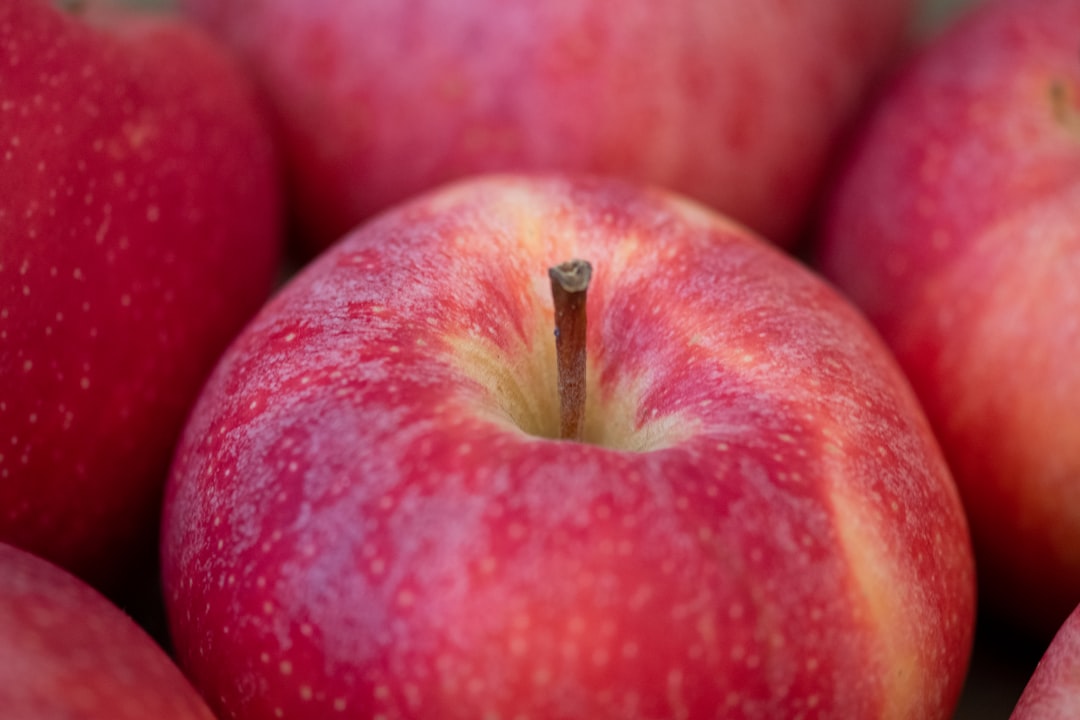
0,0 -> 281,589
816,0 -> 1080,636
163,174 -> 975,719
178,0 -> 916,254
0,541 -> 215,719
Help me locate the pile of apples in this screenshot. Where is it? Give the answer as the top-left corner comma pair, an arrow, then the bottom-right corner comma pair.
1,0 -> 1077,717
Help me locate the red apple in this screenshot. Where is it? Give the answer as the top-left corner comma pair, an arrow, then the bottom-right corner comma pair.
162,174 -> 975,719
0,541 -> 214,719
0,0 -> 282,590
1011,604 -> 1080,719
815,0 -> 1080,636
177,0 -> 917,255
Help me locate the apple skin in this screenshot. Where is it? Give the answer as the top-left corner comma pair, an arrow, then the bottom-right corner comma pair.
814,0 -> 1080,637
162,174 -> 975,719
0,0 -> 281,590
1011,604 -> 1080,719
0,541 -> 215,720
177,0 -> 916,255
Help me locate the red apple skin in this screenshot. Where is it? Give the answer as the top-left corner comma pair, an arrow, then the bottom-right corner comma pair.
162,175 -> 975,719
815,0 -> 1080,636
177,0 -> 916,255
0,541 -> 215,720
0,0 -> 281,590
1011,604 -> 1080,719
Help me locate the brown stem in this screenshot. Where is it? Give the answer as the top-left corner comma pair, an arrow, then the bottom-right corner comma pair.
549,259 -> 592,441
56,0 -> 88,13
1051,80 -> 1080,136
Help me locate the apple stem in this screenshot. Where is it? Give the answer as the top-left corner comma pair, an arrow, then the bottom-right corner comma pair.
56,0 -> 88,13
1051,81 -> 1080,135
549,259 -> 592,442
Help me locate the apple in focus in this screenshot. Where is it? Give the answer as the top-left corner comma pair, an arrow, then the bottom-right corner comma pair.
815,0 -> 1080,636
0,541 -> 215,720
162,174 -> 975,719
0,0 -> 282,589
178,0 -> 917,255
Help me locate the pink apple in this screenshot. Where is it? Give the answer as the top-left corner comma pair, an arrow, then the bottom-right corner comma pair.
815,0 -> 1080,637
0,0 -> 282,590
0,541 -> 214,719
1011,604 -> 1080,719
162,174 -> 975,719
177,0 -> 917,255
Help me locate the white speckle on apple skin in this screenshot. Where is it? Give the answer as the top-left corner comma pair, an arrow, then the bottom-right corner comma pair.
163,175 -> 974,719
0,0 -> 280,586
817,0 -> 1080,638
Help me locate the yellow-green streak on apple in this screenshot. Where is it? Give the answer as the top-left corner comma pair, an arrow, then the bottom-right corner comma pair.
828,455 -> 936,719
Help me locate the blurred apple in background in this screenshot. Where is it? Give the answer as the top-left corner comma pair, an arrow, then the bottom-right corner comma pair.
0,541 -> 215,720
916,0 -> 986,32
0,0 -> 282,592
1010,604 -> 1080,719
815,0 -> 1080,638
162,174 -> 975,719
175,0 -> 919,256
